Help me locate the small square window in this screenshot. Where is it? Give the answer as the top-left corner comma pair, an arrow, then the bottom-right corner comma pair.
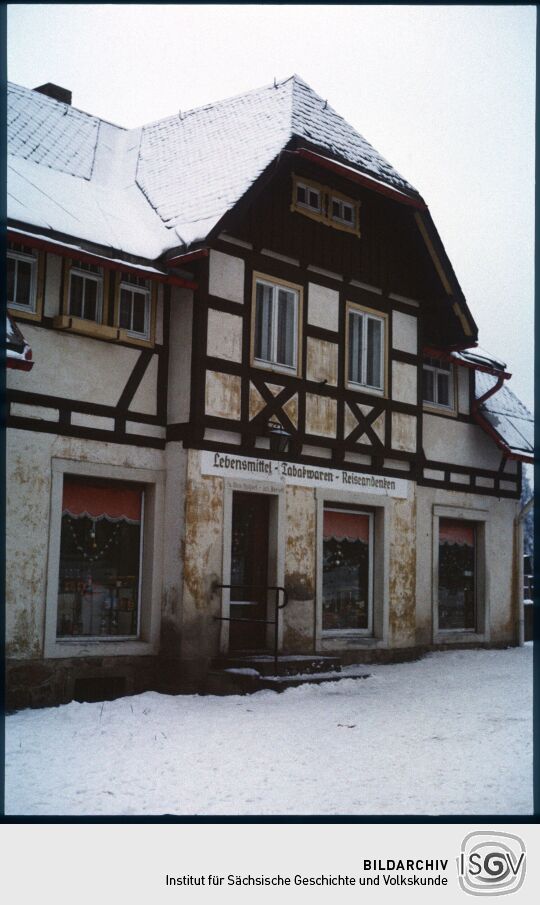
296,181 -> 321,213
423,357 -> 454,409
331,197 -> 355,226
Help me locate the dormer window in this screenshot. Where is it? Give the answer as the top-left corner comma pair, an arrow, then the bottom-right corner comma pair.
117,273 -> 151,340
423,356 -> 454,410
68,261 -> 104,322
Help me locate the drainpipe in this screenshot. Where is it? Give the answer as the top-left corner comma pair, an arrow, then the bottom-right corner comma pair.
515,497 -> 533,646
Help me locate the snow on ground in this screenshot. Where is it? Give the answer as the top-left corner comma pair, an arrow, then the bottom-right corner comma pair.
5,646 -> 532,816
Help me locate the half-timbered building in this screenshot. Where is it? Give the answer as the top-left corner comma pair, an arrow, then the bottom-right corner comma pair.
6,76 -> 533,707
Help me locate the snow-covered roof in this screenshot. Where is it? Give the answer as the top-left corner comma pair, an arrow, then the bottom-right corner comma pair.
8,75 -> 419,256
136,75 -> 418,246
453,346 -> 507,373
474,371 -> 533,461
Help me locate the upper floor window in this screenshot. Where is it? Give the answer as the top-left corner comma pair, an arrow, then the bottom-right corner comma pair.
68,261 -> 104,322
291,175 -> 360,236
253,274 -> 301,373
7,244 -> 39,314
117,273 -> 151,340
347,304 -> 386,393
295,181 -> 321,213
423,356 -> 454,409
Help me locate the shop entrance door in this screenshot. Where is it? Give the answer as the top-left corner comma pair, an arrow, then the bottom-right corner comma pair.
229,492 -> 270,651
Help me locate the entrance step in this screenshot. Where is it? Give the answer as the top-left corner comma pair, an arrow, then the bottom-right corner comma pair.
212,654 -> 342,678
205,660 -> 371,695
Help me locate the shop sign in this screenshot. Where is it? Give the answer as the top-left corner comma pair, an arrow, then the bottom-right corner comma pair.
200,451 -> 409,498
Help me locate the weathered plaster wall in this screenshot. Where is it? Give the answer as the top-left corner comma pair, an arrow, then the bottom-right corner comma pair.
388,494 -> 417,647
283,486 -> 317,651
168,286 -> 193,423
209,250 -> 245,303
6,429 -> 165,659
160,442 -> 189,658
307,282 -> 340,332
423,415 -> 502,469
306,337 -> 338,385
180,450 -> 224,672
7,324 -> 141,405
392,310 -> 417,355
415,486 -> 518,645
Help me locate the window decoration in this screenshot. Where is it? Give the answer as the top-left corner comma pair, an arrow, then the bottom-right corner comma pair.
438,519 -> 476,630
253,275 -> 301,373
57,479 -> 143,639
291,175 -> 360,235
347,304 -> 386,393
117,272 -> 151,339
322,509 -> 372,632
68,261 -> 104,323
423,356 -> 454,409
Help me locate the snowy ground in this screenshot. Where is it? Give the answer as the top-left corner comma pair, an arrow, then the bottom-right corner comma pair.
5,645 -> 532,816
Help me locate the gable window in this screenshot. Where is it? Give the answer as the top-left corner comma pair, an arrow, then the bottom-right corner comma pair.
68,262 -> 104,322
423,356 -> 454,409
347,304 -> 386,393
291,175 -> 361,236
253,274 -> 301,373
117,273 -> 151,340
331,196 -> 355,227
296,181 -> 321,213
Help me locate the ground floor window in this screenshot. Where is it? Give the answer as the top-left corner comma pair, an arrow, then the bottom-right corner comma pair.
322,508 -> 372,633
57,477 -> 143,639
438,518 -> 476,630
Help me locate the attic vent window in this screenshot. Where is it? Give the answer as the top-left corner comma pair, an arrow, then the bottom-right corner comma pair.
291,175 -> 361,236
296,182 -> 321,212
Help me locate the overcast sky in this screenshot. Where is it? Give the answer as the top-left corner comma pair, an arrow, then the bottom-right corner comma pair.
7,4 -> 536,413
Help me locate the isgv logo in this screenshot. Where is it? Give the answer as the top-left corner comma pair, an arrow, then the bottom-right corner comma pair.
458,832 -> 526,896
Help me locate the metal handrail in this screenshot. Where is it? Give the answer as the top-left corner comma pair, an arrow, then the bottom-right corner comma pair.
213,583 -> 288,674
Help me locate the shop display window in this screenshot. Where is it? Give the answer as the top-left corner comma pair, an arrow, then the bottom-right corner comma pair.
322,508 -> 372,633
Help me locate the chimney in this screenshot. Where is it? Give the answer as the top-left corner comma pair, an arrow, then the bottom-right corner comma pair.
34,83 -> 72,106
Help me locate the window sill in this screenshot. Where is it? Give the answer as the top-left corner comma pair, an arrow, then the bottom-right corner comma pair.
53,315 -> 153,347
347,381 -> 386,398
423,403 -> 457,418
8,305 -> 42,323
434,630 -> 485,643
45,638 -> 156,659
252,358 -> 298,377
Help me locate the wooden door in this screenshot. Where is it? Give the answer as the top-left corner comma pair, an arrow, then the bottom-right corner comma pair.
229,492 -> 270,651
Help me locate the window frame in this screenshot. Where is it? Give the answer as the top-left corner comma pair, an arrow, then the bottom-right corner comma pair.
62,258 -> 109,326
422,356 -> 457,414
431,505 -> 489,643
67,263 -> 105,323
345,301 -> 388,396
291,175 -> 361,236
251,271 -> 303,376
321,506 -> 374,637
115,274 -> 155,344
44,458 -> 165,659
7,244 -> 45,321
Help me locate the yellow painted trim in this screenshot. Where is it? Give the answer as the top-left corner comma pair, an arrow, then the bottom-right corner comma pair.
291,174 -> 361,237
53,315 -> 121,341
113,274 -> 156,347
452,301 -> 473,337
251,271 -> 304,377
414,212 -> 453,295
345,299 -> 389,398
